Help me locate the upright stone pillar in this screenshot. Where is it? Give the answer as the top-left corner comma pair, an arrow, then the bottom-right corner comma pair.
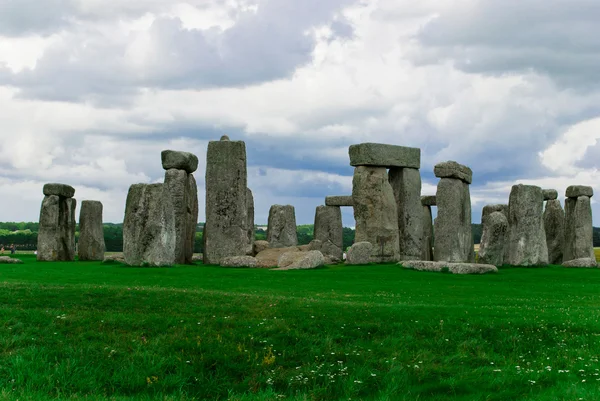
542,189 -> 564,265
505,184 -> 548,266
267,205 -> 298,248
564,185 -> 594,262
478,210 -> 508,266
37,183 -> 76,261
204,136 -> 248,264
433,161 -> 474,263
78,200 -> 105,261
247,188 -> 255,255
314,205 -> 343,262
420,196 -> 436,261
389,168 -> 422,260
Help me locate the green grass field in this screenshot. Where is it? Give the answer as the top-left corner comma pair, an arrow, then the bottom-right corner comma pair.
1,255 -> 600,400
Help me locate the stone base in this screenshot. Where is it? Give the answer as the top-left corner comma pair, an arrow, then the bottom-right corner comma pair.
400,260 -> 498,274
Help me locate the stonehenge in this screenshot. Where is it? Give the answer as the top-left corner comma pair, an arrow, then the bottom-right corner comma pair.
563,186 -> 594,262
267,205 -> 298,248
37,183 -> 77,261
78,200 -> 105,261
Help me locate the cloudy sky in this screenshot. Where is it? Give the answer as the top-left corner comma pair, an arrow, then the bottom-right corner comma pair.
1,0 -> 599,226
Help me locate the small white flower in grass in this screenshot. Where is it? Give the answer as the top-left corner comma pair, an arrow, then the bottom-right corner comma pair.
371,373 -> 376,377
582,380 -> 586,383
493,369 -> 501,372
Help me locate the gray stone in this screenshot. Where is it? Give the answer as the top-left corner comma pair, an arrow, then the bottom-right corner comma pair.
421,195 -> 436,206
434,178 -> 473,263
562,257 -> 598,268
255,246 -> 301,268
345,241 -> 373,265
564,195 -> 594,262
253,240 -> 270,255
325,196 -> 354,207
78,200 -> 105,261
505,184 -> 548,266
481,204 -> 508,224
349,143 -> 420,168
192,254 -> 203,262
543,189 -> 558,201
221,256 -> 257,268
123,183 -> 176,267
102,254 -> 125,264
220,135 -> 230,141
37,195 -> 76,262
267,205 -> 298,248
246,188 -> 255,254
478,211 -> 508,266
164,169 -> 189,264
185,174 -> 199,264
566,185 -> 593,198
401,260 -> 498,274
204,139 -> 247,264
421,205 -> 434,261
433,161 -> 473,184
161,150 -> 199,174
0,256 -> 23,264
389,167 -> 422,260
352,166 -> 400,262
314,205 -> 343,262
544,199 -> 564,265
275,250 -> 325,270
43,183 -> 75,198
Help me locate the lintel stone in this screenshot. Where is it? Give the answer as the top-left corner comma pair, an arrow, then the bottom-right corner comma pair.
43,183 -> 75,198
566,185 -> 593,198
349,143 -> 420,168
421,195 -> 436,206
543,189 -> 558,201
161,150 -> 199,173
325,196 -> 354,207
433,161 -> 473,184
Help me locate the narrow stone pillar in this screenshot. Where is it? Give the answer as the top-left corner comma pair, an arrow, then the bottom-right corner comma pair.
389,167 -> 422,260
37,183 -> 76,261
314,205 -> 343,262
78,200 -> 105,261
433,161 -> 474,263
505,184 -> 548,266
564,185 -> 594,262
542,189 -> 564,265
267,205 -> 298,248
420,196 -> 436,261
204,136 -> 248,264
478,211 -> 508,266
246,188 -> 255,255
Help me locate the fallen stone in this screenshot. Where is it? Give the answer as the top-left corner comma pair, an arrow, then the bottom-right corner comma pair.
349,143 -> 420,169
255,246 -> 302,268
433,161 -> 473,184
421,195 -> 436,206
544,199 -> 565,265
275,250 -> 325,270
102,254 -> 125,264
253,240 -> 270,255
478,211 -> 508,266
543,189 -> 558,201
221,256 -> 257,268
389,167 -> 423,260
78,200 -> 105,261
43,183 -> 75,198
566,185 -> 593,198
192,254 -> 203,262
313,205 -> 343,262
564,195 -> 594,261
267,205 -> 298,248
161,150 -> 199,174
562,258 -> 598,268
401,260 -> 498,274
0,256 -> 23,264
325,196 -> 354,207
345,241 -> 373,265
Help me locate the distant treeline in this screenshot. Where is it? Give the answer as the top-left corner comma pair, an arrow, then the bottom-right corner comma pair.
3,222 -> 600,252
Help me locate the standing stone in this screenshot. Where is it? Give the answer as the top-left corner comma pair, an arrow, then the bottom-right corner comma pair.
478,211 -> 508,266
246,188 -> 255,255
267,205 -> 298,248
164,169 -> 189,264
564,186 -> 594,262
434,162 -> 473,263
482,204 -> 508,224
204,137 -> 247,264
314,205 -> 343,262
78,200 -> 105,261
185,174 -> 199,264
352,166 -> 399,263
123,183 -> 176,266
505,184 -> 548,266
389,167 -> 422,260
421,204 -> 434,261
544,199 -> 565,265
37,184 -> 77,262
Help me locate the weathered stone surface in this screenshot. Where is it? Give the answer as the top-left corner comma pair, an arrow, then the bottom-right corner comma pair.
313,205 -> 343,262
401,260 -> 498,274
352,166 -> 399,263
192,254 -> 203,262
275,250 -> 325,270
434,178 -> 473,263
255,246 -> 301,268
566,185 -> 593,198
204,139 -> 247,264
389,167 -> 422,260
478,211 -> 508,266
43,183 -> 75,198
562,257 -> 598,268
349,143 -> 420,168
161,150 -> 199,173
421,195 -> 436,206
103,254 -> 125,264
505,184 -> 548,266
421,205 -> 434,261
221,256 -> 257,268
78,200 -> 105,261
267,205 -> 298,248
481,204 -> 508,224
0,256 -> 23,264
185,174 -> 199,264
246,188 -> 255,254
543,189 -> 558,201
37,195 -> 76,261
433,161 -> 473,184
544,199 -> 564,265
164,169 -> 189,264
253,240 -> 269,255
123,183 -> 176,267
345,241 -> 373,265
564,195 -> 594,262
325,196 -> 354,207
308,239 -> 323,251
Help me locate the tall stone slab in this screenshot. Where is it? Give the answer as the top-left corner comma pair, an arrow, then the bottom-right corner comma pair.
185,174 -> 199,264
544,198 -> 564,265
434,162 -> 473,263
421,204 -> 434,261
246,188 -> 255,255
482,204 -> 508,224
164,168 -> 189,264
37,183 -> 76,262
204,137 -> 248,264
123,183 -> 176,266
478,211 -> 508,266
389,167 -> 422,260
78,200 -> 105,261
352,166 -> 399,263
267,205 -> 298,248
314,205 -> 343,262
564,186 -> 594,262
505,184 -> 548,266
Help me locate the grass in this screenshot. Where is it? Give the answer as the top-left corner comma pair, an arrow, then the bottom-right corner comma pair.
0,255 -> 599,400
